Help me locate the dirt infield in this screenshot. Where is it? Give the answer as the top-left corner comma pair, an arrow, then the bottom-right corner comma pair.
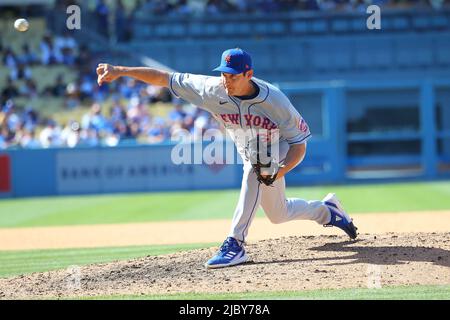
0,232 -> 449,299
1,211 -> 450,250
0,211 -> 449,299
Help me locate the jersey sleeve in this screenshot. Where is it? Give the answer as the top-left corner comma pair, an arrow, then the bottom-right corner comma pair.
168,72 -> 208,107
278,103 -> 312,146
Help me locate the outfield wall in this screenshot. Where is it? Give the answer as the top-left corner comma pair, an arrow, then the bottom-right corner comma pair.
0,138 -> 337,198
0,144 -> 237,197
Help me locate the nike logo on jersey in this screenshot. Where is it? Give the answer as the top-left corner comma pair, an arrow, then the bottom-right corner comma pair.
219,101 -> 228,105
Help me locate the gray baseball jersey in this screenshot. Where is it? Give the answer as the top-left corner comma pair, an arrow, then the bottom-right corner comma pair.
169,73 -> 311,159
168,72 -> 329,243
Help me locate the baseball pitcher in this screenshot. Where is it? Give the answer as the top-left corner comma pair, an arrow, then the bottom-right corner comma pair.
96,48 -> 358,269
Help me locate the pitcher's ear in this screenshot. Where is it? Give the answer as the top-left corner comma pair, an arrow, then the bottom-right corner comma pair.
244,69 -> 253,79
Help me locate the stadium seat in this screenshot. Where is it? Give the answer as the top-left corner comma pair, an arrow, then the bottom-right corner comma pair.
396,38 -> 434,68
435,39 -> 450,66
154,24 -> 171,38
171,24 -> 186,37
188,23 -> 221,37
391,17 -> 409,30
331,19 -> 350,33
271,42 -> 304,73
172,45 -> 206,72
412,16 -> 431,30
291,21 -> 308,34
350,17 -> 367,32
247,47 -> 273,74
310,20 -> 328,34
431,15 -> 449,29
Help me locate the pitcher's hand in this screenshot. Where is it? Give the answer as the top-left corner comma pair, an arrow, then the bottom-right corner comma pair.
96,63 -> 120,86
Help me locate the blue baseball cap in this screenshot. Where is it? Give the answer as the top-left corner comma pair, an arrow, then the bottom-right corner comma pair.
213,48 -> 252,74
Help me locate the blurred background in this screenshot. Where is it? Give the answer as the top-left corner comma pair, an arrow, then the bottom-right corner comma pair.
1,0 -> 450,197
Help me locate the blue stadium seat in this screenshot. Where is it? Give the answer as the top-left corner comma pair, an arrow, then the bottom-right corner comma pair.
431,15 -> 449,29
331,19 -> 350,33
291,21 -> 308,34
332,43 -> 353,70
171,24 -> 186,37
254,22 -> 269,34
222,22 -> 240,35
154,24 -> 171,37
233,22 -> 252,35
172,45 -> 206,72
436,39 -> 450,66
396,38 -> 433,68
412,16 -> 431,30
254,22 -> 285,35
204,23 -> 221,36
311,20 -> 328,34
354,38 -> 393,70
309,42 -> 332,71
269,22 -> 285,34
391,17 -> 409,30
247,44 -> 273,73
351,17 -> 368,32
271,42 -> 304,72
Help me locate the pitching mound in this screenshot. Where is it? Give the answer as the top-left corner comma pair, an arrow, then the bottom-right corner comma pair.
1,232 -> 449,299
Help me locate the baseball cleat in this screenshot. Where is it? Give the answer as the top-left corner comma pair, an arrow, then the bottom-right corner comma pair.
205,237 -> 248,269
323,193 -> 358,239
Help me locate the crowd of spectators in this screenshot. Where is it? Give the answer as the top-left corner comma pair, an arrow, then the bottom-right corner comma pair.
0,95 -> 217,150
0,29 -> 218,150
1,31 -> 93,107
1,0 -> 449,150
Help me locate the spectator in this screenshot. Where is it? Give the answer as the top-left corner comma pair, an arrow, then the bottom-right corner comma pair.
81,103 -> 108,132
55,31 -> 78,55
147,117 -> 168,144
10,63 -> 32,82
110,96 -> 127,123
40,34 -> 61,65
171,0 -> 194,16
20,129 -> 41,149
39,119 -> 62,148
79,75 -> 96,101
95,0 -> 110,38
0,126 -> 15,148
19,79 -> 38,99
115,0 -> 127,42
168,99 -> 187,122
65,82 -> 81,109
80,128 -> 101,146
3,47 -> 18,69
22,107 -> 39,132
50,74 -> 67,97
60,120 -> 81,148
18,44 -> 39,66
2,78 -> 19,104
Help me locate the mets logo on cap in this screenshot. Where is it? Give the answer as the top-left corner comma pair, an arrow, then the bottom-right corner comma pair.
225,55 -> 232,65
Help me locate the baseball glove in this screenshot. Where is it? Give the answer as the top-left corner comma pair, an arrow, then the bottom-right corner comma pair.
245,135 -> 281,186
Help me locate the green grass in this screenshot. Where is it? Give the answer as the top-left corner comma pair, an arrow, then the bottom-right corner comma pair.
1,181 -> 450,228
74,285 -> 450,300
0,243 -> 216,278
